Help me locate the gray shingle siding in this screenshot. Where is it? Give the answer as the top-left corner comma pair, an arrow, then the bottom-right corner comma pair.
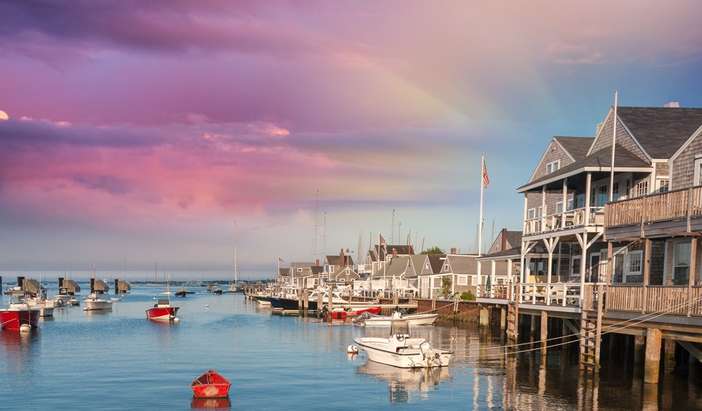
531,140 -> 575,182
672,135 -> 702,189
589,114 -> 648,162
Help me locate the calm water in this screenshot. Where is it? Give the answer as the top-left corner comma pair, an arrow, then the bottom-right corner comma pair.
1,285 -> 701,410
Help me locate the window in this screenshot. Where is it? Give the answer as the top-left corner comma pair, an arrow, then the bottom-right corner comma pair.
634,180 -> 649,198
658,179 -> 669,193
555,201 -> 563,213
537,206 -> 543,218
546,160 -> 561,174
695,157 -> 702,186
297,268 -> 303,272
625,251 -> 643,282
527,208 -> 536,219
470,276 -> 476,286
673,241 -> 691,285
571,255 -> 581,277
567,194 -> 575,211
597,185 -> 608,206
457,275 -> 468,286
613,182 -> 620,201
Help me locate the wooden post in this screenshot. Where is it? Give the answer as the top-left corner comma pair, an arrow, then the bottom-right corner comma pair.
328,286 -> 333,324
540,311 -> 548,356
530,315 -> 536,338
541,185 -> 547,232
607,242 -> 614,284
490,260 -> 496,298
634,335 -> 645,364
644,328 -> 662,384
688,237 -> 697,317
562,178 -> 568,227
585,172 -> 592,224
643,239 -> 651,314
664,339 -> 676,374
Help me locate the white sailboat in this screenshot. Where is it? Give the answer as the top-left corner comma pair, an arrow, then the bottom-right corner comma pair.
227,247 -> 239,293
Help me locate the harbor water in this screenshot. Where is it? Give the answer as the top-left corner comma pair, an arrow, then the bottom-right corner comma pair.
1,285 -> 701,410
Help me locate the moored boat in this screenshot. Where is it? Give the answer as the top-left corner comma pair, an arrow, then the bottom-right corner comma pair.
0,292 -> 39,331
352,320 -> 451,368
146,296 -> 179,321
83,278 -> 112,311
191,369 -> 231,399
357,312 -> 438,327
329,306 -> 381,321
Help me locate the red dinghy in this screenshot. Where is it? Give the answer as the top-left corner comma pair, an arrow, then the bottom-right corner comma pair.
330,306 -> 381,320
0,292 -> 39,331
192,370 -> 231,399
146,297 -> 179,321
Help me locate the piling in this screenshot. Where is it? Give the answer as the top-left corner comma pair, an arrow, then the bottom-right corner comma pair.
479,306 -> 489,327
634,335 -> 645,365
664,339 -> 676,374
540,311 -> 548,356
499,307 -> 506,331
644,328 -> 662,384
530,315 -> 536,338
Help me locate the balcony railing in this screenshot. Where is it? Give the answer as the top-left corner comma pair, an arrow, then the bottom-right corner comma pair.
523,207 -> 604,235
606,285 -> 702,316
605,186 -> 702,228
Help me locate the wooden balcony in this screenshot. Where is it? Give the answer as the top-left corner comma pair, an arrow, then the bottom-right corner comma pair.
523,207 -> 604,237
605,186 -> 702,230
605,285 -> 702,317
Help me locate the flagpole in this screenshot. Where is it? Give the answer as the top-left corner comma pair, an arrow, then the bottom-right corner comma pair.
478,154 -> 485,257
609,91 -> 618,202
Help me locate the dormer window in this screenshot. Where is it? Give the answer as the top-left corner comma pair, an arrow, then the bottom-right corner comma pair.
546,160 -> 561,174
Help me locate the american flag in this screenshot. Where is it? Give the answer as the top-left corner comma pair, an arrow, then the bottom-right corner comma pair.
482,156 -> 490,188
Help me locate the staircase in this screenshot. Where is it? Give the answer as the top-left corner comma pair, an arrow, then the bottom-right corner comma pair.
579,285 -> 604,370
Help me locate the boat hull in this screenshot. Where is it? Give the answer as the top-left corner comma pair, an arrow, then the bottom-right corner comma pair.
83,299 -> 112,311
269,297 -> 299,310
363,313 -> 438,327
146,306 -> 179,321
192,370 -> 231,399
354,338 -> 451,368
0,309 -> 39,331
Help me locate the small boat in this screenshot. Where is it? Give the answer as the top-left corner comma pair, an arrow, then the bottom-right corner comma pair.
352,320 -> 451,368
191,370 -> 231,399
84,293 -> 113,311
358,312 -> 438,327
329,306 -> 381,321
146,296 -> 179,321
0,293 -> 39,331
207,284 -> 223,295
26,297 -> 55,318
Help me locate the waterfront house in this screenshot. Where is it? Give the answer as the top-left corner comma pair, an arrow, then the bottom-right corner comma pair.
285,262 -> 323,289
476,229 -> 526,296
418,253 -> 484,299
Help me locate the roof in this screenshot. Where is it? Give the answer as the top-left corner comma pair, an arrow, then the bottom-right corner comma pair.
478,243 -> 548,260
618,107 -> 702,158
554,136 -> 594,160
325,255 -> 354,266
410,255 -> 431,275
371,244 -> 415,261
427,255 -> 445,274
503,231 -> 522,248
445,254 -> 479,274
519,144 -> 650,191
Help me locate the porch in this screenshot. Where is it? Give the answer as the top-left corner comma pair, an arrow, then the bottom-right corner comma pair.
605,186 -> 702,240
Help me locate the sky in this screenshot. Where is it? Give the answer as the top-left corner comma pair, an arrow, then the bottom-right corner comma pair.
1,1 -> 702,278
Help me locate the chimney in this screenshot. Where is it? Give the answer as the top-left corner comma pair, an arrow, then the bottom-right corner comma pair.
501,228 -> 507,251
664,101 -> 680,108
315,259 -> 320,266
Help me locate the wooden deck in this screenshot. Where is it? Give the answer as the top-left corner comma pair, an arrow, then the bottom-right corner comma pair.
605,186 -> 702,230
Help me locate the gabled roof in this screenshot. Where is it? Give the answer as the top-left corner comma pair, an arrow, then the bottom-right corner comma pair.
445,254 -> 479,275
373,256 -> 414,279
554,136 -> 594,160
325,255 -> 354,266
617,107 -> 702,158
370,244 -> 415,261
410,255 -> 432,276
427,255 -> 445,274
330,266 -> 359,282
518,144 -> 651,191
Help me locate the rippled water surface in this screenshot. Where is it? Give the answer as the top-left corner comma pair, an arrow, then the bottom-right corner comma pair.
1,285 -> 701,410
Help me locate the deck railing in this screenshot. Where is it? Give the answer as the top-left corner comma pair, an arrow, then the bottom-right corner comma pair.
517,283 -> 582,307
605,285 -> 702,316
605,186 -> 702,228
524,207 -> 604,236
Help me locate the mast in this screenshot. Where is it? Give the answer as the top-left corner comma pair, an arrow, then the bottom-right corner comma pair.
234,247 -> 239,284
478,154 -> 485,257
609,91 -> 618,201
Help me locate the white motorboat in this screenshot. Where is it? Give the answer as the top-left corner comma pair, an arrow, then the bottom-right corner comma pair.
83,293 -> 113,311
358,312 -> 438,327
352,320 -> 451,368
26,297 -> 55,317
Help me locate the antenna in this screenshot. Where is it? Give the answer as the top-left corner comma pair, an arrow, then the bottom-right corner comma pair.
390,209 -> 396,244
313,189 -> 320,259
322,211 -> 327,256
398,221 -> 402,245
356,233 -> 362,268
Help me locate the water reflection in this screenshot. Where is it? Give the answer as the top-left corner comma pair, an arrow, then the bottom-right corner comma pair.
190,397 -> 231,409
357,361 -> 451,403
0,330 -> 39,373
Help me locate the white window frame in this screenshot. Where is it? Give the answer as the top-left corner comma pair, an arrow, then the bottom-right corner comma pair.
555,200 -> 564,213
546,160 -> 561,174
673,241 -> 691,284
457,275 -> 468,286
571,255 -> 581,278
634,179 -> 649,198
694,157 -> 702,186
624,250 -> 643,282
656,178 -> 670,193
470,276 -> 476,286
527,208 -> 536,219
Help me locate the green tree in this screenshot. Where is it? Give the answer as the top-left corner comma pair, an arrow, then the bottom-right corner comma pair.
421,246 -> 444,255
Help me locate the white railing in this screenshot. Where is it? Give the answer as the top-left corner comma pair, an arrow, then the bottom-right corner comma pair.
523,207 -> 604,235
518,283 -> 582,307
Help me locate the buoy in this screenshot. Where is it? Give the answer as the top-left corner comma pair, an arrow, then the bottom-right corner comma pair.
347,345 -> 359,354
20,324 -> 31,333
173,317 -> 180,323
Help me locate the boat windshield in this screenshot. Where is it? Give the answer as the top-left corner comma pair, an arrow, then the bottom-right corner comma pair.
156,298 -> 170,305
389,319 -> 410,336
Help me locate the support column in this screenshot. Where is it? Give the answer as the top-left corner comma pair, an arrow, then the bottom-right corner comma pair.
643,239 -> 652,314
500,307 -> 507,331
562,178 -> 568,227
644,328 -> 662,384
476,261 -> 482,297
541,185 -> 547,231
688,237 -> 697,316
530,315 -> 536,338
580,233 -> 588,292
479,306 -> 490,327
585,172 -> 592,224
540,311 -> 548,356
607,241 -> 613,284
490,260 -> 496,297
507,259 -> 513,283
664,339 -> 676,374
634,335 -> 645,365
